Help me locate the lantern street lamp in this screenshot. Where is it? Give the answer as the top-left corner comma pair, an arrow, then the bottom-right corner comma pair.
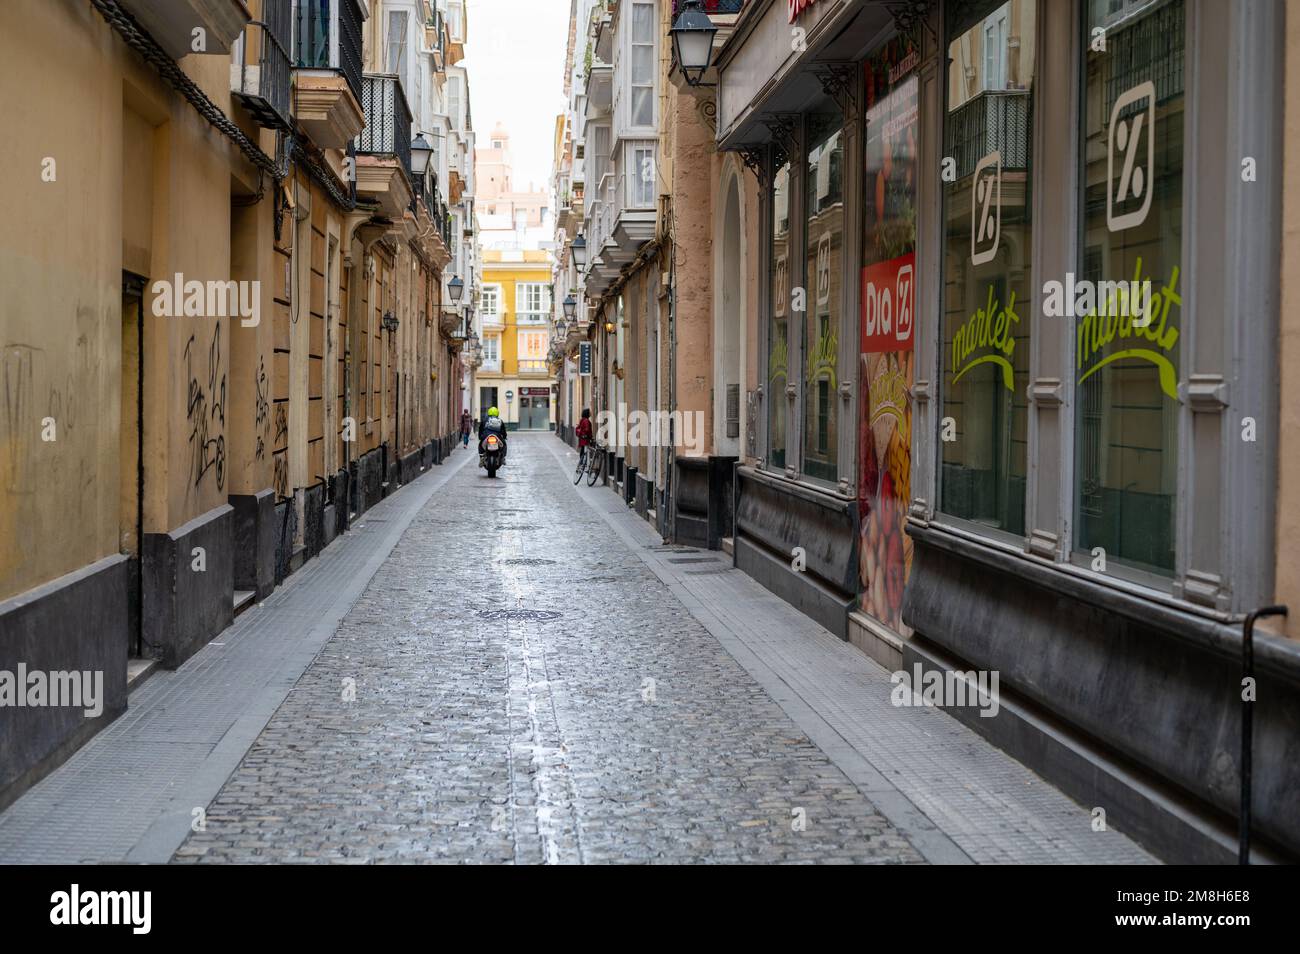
410,133 -> 433,178
563,294 -> 577,320
555,318 -> 569,340
670,0 -> 719,88
447,275 -> 465,304
571,234 -> 587,269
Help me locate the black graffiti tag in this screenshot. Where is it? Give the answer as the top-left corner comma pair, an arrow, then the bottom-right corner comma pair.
185,325 -> 226,490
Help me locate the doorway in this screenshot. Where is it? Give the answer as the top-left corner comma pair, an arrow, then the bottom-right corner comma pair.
120,272 -> 145,659
519,392 -> 550,430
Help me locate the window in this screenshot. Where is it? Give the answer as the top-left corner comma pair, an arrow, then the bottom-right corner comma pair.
447,76 -> 462,128
518,330 -> 548,373
940,0 -> 1034,537
982,9 -> 1007,90
630,144 -> 655,208
387,11 -> 408,80
480,285 -> 500,318
767,161 -> 791,471
1074,0 -> 1184,576
803,116 -> 844,483
629,3 -> 655,127
517,283 -> 550,323
482,335 -> 499,368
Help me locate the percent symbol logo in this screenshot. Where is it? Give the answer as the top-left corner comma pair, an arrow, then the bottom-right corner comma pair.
970,151 -> 1002,266
1107,81 -> 1156,232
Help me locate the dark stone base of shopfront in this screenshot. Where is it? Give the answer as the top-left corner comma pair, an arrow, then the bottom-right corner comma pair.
142,503 -> 234,670
229,489 -> 276,601
733,467 -> 858,640
0,554 -> 130,812
903,524 -> 1300,863
0,435 -> 457,814
673,456 -> 738,550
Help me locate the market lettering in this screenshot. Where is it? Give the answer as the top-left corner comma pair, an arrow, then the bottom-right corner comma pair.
1076,258 -> 1180,400
951,286 -> 1019,391
868,364 -> 909,427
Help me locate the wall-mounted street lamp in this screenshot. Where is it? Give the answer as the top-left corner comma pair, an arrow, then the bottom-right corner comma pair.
410,134 -> 433,178
562,294 -> 577,320
571,234 -> 587,269
447,275 -> 465,304
555,318 -> 569,339
382,310 -> 399,332
670,0 -> 719,88
604,317 -> 616,334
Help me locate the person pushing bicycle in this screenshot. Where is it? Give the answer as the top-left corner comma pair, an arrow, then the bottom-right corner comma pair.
576,409 -> 593,459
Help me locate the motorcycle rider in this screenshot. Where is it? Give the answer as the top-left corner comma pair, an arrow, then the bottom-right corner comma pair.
479,405 -> 507,466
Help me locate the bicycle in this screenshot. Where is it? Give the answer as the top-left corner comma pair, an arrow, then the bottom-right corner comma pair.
574,441 -> 604,486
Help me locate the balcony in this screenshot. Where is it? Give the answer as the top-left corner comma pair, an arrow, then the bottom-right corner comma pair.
293,0 -> 366,149
427,8 -> 447,71
672,0 -> 744,12
117,0 -> 249,60
946,89 -> 1031,181
412,170 -> 452,266
230,0 -> 291,130
518,359 -> 550,376
354,73 -> 414,217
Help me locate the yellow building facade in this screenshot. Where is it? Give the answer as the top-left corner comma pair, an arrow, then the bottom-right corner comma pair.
473,250 -> 555,430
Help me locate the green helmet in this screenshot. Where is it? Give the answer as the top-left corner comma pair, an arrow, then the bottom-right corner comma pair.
488,406 -> 500,417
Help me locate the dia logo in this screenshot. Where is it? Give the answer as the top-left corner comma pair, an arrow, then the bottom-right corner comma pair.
1107,81 -> 1156,232
970,151 -> 1001,265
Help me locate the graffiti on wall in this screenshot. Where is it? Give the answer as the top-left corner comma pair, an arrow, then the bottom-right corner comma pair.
184,323 -> 226,490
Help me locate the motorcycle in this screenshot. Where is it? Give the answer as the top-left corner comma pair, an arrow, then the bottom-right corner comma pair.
480,432 -> 505,478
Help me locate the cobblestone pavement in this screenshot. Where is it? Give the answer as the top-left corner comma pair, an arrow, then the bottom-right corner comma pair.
174,434 -> 924,863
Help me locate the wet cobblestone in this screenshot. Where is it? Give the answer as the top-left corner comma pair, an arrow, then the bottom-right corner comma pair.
174,435 -> 923,864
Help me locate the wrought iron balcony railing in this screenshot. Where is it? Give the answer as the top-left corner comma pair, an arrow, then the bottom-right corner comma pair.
232,0 -> 291,130
672,0 -> 745,14
946,89 -> 1031,181
295,0 -> 364,103
356,73 -> 413,180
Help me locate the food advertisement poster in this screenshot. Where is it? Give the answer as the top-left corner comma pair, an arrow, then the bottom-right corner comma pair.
858,38 -> 917,633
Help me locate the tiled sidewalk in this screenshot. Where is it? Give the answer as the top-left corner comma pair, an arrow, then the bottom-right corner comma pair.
543,439 -> 1155,865
0,451 -> 475,863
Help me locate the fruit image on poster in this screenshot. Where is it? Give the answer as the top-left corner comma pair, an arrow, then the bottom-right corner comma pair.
858,37 -> 917,634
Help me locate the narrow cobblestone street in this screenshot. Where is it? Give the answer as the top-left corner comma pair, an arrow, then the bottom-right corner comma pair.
135,433 -> 1141,864
173,434 -> 923,863
0,433 -> 1156,864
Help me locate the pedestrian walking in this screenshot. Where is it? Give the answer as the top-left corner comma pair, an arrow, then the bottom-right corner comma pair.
460,409 -> 472,448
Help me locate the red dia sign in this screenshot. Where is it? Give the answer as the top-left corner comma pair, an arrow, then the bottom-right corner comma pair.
788,0 -> 822,23
861,252 -> 915,353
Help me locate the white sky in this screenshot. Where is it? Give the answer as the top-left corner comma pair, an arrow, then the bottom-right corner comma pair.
463,0 -> 571,196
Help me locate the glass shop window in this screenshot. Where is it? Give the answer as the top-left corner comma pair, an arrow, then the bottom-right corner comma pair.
1074,0 -> 1184,576
803,117 -> 844,483
939,0 -> 1035,536
767,161 -> 791,471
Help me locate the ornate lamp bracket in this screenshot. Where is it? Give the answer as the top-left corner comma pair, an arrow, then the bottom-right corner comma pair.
761,113 -> 799,171
883,0 -> 936,44
737,146 -> 770,187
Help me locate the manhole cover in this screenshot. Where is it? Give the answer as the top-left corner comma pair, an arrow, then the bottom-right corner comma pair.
477,609 -> 563,621
500,558 -> 557,566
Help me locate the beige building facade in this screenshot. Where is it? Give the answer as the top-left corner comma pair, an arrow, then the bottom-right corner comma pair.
0,0 -> 479,808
